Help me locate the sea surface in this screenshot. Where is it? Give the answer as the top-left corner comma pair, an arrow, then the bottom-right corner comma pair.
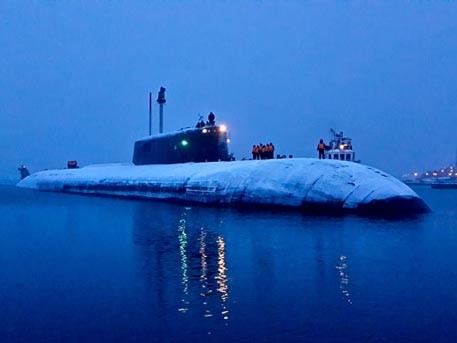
0,185 -> 456,342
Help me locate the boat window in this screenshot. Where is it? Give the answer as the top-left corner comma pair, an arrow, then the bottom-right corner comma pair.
334,154 -> 339,160
346,154 -> 351,161
328,155 -> 332,159
340,154 -> 345,160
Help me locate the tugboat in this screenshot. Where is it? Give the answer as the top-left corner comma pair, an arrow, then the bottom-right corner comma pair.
17,88 -> 429,215
324,129 -> 359,163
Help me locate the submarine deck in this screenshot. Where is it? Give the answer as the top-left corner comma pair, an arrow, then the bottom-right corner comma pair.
17,158 -> 429,215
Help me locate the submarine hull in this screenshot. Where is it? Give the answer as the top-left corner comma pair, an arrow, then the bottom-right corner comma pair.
17,158 -> 429,215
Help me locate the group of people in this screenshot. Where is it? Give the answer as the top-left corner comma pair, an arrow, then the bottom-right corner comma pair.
196,112 -> 216,128
250,139 -> 329,160
252,143 -> 275,160
247,138 -> 351,160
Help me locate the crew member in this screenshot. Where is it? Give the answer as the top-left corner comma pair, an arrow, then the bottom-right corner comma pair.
268,142 -> 275,159
252,145 -> 257,160
260,144 -> 266,160
317,139 -> 326,159
208,112 -> 216,126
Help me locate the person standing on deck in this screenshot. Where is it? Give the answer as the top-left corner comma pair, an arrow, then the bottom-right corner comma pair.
252,145 -> 257,160
260,144 -> 266,159
207,112 -> 216,126
269,143 -> 275,159
317,139 -> 326,159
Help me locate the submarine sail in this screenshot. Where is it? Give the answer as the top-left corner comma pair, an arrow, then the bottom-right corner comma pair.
133,125 -> 230,165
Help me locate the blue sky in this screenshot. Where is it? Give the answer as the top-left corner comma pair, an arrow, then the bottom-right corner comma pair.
1,1 -> 456,179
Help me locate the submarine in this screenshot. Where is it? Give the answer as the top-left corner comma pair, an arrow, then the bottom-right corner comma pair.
17,88 -> 429,215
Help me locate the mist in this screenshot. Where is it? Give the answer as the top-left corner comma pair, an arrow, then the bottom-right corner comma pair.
1,1 -> 456,181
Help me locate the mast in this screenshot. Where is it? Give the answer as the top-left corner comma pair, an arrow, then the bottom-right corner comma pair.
148,92 -> 152,135
157,87 -> 166,134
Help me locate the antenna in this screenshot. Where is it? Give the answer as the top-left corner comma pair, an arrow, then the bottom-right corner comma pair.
157,87 -> 166,134
148,92 -> 152,135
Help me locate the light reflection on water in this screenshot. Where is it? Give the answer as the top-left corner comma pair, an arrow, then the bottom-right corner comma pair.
336,255 -> 352,305
1,186 -> 457,342
177,210 -> 189,313
216,236 -> 229,322
176,210 -> 230,323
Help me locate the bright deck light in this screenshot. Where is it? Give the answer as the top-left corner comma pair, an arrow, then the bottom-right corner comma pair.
219,125 -> 227,133
181,140 -> 188,146
202,128 -> 208,134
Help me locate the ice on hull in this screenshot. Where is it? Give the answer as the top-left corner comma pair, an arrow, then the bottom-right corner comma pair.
17,158 -> 429,215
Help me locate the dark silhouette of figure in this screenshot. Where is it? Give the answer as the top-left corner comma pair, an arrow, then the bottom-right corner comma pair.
269,142 -> 275,159
260,144 -> 266,159
317,139 -> 325,159
208,112 -> 216,126
251,146 -> 255,160
18,165 -> 30,180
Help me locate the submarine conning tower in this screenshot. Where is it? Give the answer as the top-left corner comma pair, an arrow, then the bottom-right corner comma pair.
133,124 -> 230,165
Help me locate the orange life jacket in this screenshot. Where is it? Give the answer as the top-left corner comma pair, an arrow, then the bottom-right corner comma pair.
318,143 -> 325,150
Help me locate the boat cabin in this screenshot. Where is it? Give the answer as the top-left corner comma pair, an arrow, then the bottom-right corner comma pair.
324,129 -> 358,162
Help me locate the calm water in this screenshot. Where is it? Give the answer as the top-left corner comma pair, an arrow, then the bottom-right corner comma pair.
1,185 -> 457,342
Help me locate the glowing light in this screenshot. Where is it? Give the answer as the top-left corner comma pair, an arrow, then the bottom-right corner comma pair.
449,173 -> 453,176
339,144 -> 345,150
199,230 -> 213,319
215,236 -> 229,322
216,236 -> 228,301
202,128 -> 208,134
177,211 -> 189,314
413,172 -> 418,177
219,125 -> 227,133
433,173 -> 438,176
199,230 -> 208,282
336,255 -> 352,305
226,139 -> 231,143
181,140 -> 188,146
425,173 -> 429,176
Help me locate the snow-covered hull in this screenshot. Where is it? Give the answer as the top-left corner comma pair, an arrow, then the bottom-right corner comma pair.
17,158 -> 429,215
